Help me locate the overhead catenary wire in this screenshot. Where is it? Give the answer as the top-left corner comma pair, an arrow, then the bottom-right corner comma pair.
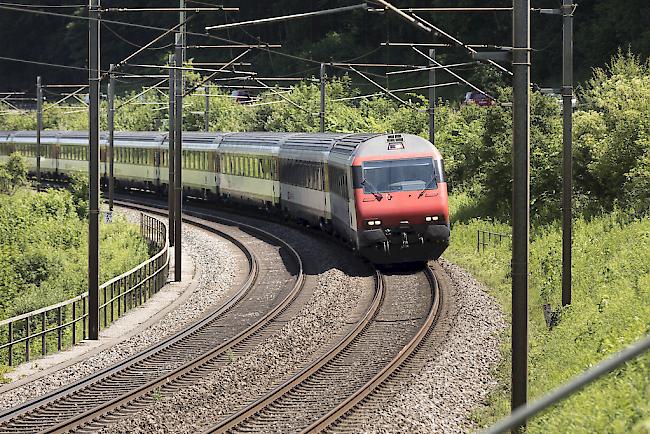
184,49 -> 253,97
346,65 -> 408,106
205,4 -> 368,31
386,61 -> 478,75
253,79 -> 311,114
103,23 -> 174,50
103,7 -> 239,13
383,42 -> 513,50
0,2 -> 86,8
411,13 -> 513,76
412,46 -> 495,100
368,7 -> 513,13
0,3 -> 378,73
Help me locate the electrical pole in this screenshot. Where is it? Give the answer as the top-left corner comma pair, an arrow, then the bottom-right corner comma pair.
511,0 -> 530,429
174,0 -> 185,281
36,76 -> 42,190
108,64 -> 115,212
168,54 -> 175,247
204,84 -> 210,132
320,63 -> 326,133
561,0 -> 574,307
428,49 -> 436,146
88,0 -> 101,340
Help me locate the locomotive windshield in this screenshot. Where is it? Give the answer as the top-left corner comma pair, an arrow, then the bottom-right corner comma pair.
361,157 -> 437,193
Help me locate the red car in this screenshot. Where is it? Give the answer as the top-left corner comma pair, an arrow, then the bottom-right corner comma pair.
462,91 -> 494,106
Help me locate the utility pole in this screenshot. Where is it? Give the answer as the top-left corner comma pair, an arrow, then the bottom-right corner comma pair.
88,0 -> 101,340
174,0 -> 185,281
319,63 -> 326,133
168,54 -> 175,247
561,0 -> 574,307
511,0 -> 530,429
204,84 -> 210,132
107,64 -> 115,212
36,76 -> 42,190
428,49 -> 436,146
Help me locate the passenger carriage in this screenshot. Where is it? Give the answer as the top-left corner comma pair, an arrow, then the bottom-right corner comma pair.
0,130 -> 450,264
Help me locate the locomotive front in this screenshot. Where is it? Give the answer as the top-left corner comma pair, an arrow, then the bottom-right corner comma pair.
352,134 -> 450,264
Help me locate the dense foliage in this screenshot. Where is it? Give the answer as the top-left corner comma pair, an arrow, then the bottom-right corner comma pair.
445,193 -> 650,433
2,52 -> 648,222
0,158 -> 149,319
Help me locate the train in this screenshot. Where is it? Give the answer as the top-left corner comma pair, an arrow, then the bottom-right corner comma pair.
0,130 -> 450,264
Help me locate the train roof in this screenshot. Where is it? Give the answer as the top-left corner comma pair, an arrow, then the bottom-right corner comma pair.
281,133 -> 349,152
113,132 -> 165,148
330,133 -> 382,159
166,132 -> 226,150
218,132 -> 291,156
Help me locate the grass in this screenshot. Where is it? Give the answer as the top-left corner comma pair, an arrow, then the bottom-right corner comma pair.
443,192 -> 650,433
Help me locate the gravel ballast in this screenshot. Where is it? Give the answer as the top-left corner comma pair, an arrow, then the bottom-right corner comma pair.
105,266 -> 372,434
0,212 -> 239,410
355,258 -> 506,433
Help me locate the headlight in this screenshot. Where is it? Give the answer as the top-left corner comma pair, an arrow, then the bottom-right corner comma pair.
366,219 -> 382,227
425,216 -> 440,222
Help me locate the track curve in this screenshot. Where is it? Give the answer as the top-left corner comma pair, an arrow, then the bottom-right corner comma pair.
205,266 -> 443,433
0,201 -> 305,433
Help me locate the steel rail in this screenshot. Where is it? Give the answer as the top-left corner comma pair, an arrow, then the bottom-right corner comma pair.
207,270 -> 386,433
304,266 -> 442,432
0,202 -> 256,424
45,200 -> 306,433
206,266 -> 442,433
0,200 -> 305,433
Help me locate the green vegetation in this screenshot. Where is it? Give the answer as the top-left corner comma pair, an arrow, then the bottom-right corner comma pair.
0,156 -> 149,320
440,53 -> 650,432
446,194 -> 650,433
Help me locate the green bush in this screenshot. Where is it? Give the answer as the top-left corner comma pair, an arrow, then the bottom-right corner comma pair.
0,188 -> 149,319
445,193 -> 650,432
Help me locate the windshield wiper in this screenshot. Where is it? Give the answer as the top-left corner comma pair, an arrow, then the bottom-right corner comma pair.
418,175 -> 438,198
361,178 -> 383,201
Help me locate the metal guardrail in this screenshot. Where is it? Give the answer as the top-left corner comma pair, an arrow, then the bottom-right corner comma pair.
0,213 -> 169,367
484,334 -> 650,433
477,229 -> 511,252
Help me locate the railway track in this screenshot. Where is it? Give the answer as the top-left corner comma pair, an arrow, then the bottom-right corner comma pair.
206,266 -> 442,433
0,199 -> 448,433
0,201 -> 309,433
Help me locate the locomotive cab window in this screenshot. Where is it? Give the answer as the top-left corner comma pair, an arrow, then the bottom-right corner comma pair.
360,158 -> 437,193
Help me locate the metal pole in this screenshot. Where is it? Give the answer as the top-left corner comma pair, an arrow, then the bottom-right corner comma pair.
174,1 -> 184,282
428,49 -> 435,145
108,64 -> 115,211
168,54 -> 175,248
511,0 -> 530,429
88,0 -> 101,340
561,0 -> 574,307
204,84 -> 210,132
320,63 -> 326,133
36,76 -> 42,190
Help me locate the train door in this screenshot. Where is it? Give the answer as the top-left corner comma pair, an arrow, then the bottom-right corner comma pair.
154,149 -> 161,189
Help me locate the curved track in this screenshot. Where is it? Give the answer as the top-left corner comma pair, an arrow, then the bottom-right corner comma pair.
206,266 -> 442,433
0,202 -> 306,433
0,198 -> 449,434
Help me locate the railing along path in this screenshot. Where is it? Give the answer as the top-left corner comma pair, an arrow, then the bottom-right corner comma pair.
0,213 -> 169,366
